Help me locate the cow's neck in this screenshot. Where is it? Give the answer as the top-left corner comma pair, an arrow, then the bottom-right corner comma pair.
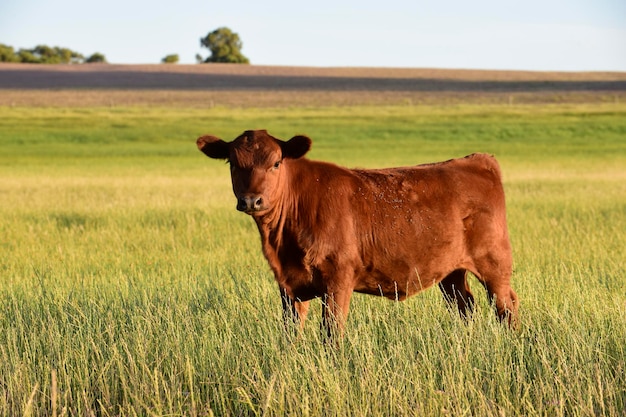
252,182 -> 292,282
254,202 -> 288,250
252,161 -> 305,282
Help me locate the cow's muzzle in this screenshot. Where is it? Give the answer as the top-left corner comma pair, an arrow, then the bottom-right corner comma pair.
236,195 -> 265,213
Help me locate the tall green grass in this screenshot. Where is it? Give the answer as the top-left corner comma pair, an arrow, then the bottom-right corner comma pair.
0,104 -> 625,416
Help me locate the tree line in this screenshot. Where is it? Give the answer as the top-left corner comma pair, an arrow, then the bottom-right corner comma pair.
0,44 -> 106,64
1,27 -> 249,65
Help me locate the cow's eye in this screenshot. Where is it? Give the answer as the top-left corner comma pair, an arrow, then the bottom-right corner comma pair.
273,161 -> 281,169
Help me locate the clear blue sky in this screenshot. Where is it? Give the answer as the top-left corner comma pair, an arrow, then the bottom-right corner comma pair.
1,0 -> 625,71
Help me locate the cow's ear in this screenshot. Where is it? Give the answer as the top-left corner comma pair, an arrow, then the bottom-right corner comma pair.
282,135 -> 311,159
197,135 -> 230,160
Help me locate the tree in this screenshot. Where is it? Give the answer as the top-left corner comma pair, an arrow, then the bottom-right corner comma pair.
161,54 -> 179,64
16,49 -> 39,63
0,44 -> 19,62
86,53 -> 107,63
32,45 -> 83,63
199,27 -> 249,64
14,45 -> 84,64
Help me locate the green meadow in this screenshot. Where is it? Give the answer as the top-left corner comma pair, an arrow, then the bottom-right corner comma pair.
0,104 -> 625,416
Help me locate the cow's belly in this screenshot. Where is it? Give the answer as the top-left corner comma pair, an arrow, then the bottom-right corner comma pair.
352,213 -> 470,300
353,260 -> 441,301
353,239 -> 468,300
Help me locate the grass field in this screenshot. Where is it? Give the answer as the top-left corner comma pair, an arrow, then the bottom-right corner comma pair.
1,75 -> 625,416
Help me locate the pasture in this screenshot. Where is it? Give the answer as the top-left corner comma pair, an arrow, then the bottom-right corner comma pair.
0,67 -> 625,416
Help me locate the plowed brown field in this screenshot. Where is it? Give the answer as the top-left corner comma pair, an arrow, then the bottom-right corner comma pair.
1,63 -> 625,107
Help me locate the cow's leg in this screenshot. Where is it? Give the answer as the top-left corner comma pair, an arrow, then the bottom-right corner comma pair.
467,213 -> 519,328
483,281 -> 518,328
473,256 -> 518,328
438,269 -> 475,319
280,288 -> 310,332
321,289 -> 353,340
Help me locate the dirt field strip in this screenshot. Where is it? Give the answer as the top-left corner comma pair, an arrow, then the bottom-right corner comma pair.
1,63 -> 624,107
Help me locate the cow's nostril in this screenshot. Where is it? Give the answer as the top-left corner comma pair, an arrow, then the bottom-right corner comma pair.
254,197 -> 263,209
236,197 -> 248,212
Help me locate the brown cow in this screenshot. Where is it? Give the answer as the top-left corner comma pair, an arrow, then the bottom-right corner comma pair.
197,130 -> 518,337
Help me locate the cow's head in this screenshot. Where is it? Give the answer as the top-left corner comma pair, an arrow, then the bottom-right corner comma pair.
197,130 -> 311,215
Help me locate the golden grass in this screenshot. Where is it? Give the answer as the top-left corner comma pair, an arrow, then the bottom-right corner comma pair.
1,102 -> 625,416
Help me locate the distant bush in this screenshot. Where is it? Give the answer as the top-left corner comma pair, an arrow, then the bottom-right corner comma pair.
86,53 -> 107,63
0,43 -> 106,64
161,54 -> 179,64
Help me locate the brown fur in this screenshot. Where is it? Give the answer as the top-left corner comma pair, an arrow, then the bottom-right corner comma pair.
197,130 -> 518,337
